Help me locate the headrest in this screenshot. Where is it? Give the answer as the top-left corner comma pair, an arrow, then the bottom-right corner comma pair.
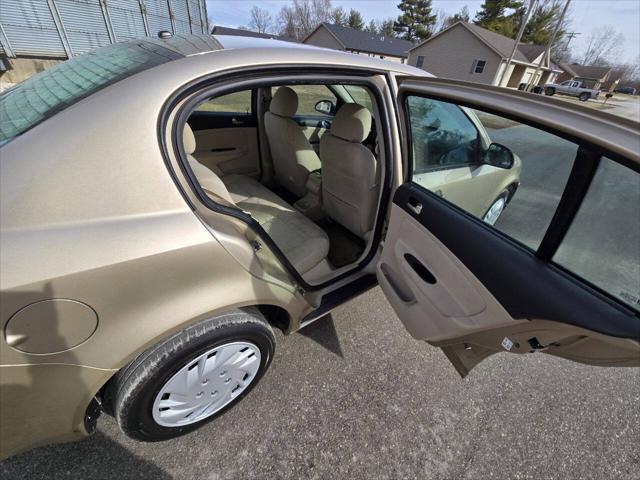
270,87 -> 298,117
183,123 -> 196,155
330,104 -> 372,143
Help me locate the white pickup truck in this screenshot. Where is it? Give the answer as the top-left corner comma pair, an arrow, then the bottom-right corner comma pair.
543,80 -> 600,101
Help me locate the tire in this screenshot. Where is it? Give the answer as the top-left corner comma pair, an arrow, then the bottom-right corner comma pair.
545,87 -> 555,96
579,92 -> 590,102
111,309 -> 275,441
482,192 -> 509,226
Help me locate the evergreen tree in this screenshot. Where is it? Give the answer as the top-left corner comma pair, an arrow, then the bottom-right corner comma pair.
331,7 -> 348,26
474,0 -> 524,37
379,18 -> 397,37
347,9 -> 365,30
521,0 -> 566,46
366,19 -> 379,34
394,0 -> 437,42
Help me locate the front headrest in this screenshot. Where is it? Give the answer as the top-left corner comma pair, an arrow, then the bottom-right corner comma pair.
330,104 -> 372,143
270,87 -> 298,117
183,123 -> 196,155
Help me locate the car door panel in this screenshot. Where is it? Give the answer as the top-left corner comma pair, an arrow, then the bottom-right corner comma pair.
193,127 -> 260,177
188,106 -> 260,178
380,188 -> 640,376
378,78 -> 640,376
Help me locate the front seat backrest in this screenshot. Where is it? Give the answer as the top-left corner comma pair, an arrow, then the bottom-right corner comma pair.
320,103 -> 378,239
264,87 -> 321,198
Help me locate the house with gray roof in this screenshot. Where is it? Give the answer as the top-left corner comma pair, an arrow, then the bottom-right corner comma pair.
303,23 -> 414,64
556,63 -> 613,89
210,26 -> 295,43
407,21 -> 562,87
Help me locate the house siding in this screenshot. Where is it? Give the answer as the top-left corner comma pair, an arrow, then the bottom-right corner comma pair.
408,24 -> 502,84
305,27 -> 344,50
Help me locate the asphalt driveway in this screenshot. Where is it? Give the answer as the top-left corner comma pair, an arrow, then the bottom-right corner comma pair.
1,288 -> 638,480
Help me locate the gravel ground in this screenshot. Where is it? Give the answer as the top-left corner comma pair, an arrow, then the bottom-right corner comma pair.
2,288 -> 639,480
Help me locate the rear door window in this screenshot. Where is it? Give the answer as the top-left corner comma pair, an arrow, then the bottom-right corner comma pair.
0,41 -> 182,144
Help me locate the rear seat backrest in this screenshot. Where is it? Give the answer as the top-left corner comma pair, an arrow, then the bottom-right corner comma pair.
183,124 -> 236,205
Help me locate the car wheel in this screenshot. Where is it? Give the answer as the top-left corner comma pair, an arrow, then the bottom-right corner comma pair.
579,92 -> 590,102
544,87 -> 555,96
482,193 -> 508,226
111,308 -> 275,441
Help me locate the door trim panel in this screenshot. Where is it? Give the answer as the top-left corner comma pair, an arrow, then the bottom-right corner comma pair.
393,183 -> 640,340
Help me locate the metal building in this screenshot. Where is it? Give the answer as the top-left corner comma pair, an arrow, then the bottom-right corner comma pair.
0,0 -> 209,59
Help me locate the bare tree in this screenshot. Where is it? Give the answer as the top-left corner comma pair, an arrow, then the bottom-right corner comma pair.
580,25 -> 625,65
277,0 -> 335,40
249,6 -> 273,34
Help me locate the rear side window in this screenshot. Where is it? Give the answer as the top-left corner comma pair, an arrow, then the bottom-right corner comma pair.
554,158 -> 640,309
196,91 -> 252,114
0,41 -> 182,144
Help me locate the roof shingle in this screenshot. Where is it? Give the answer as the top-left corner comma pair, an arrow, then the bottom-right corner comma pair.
319,23 -> 414,58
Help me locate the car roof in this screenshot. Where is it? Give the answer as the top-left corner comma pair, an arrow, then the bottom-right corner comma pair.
169,33 -> 427,76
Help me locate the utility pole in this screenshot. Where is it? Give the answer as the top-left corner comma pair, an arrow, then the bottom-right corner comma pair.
497,0 -> 538,87
526,0 -> 572,92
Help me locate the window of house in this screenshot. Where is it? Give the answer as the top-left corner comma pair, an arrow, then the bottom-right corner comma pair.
473,60 -> 486,74
416,55 -> 425,69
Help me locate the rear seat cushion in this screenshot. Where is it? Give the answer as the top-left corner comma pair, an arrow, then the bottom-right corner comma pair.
222,175 -> 329,274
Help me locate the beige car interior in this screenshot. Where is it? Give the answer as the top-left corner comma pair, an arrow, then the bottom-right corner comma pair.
264,87 -> 322,198
185,83 -> 380,283
321,103 -> 379,240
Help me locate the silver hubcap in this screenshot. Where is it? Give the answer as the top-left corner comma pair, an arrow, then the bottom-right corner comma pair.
483,197 -> 506,226
152,341 -> 261,427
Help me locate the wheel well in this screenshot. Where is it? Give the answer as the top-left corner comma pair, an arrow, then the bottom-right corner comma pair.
506,182 -> 519,202
256,304 -> 291,332
98,304 -> 291,415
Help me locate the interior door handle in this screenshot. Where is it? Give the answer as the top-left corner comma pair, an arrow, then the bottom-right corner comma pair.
231,118 -> 245,125
404,253 -> 437,284
407,197 -> 422,215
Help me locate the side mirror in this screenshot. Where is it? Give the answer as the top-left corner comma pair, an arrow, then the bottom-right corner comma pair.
315,99 -> 335,115
484,142 -> 514,169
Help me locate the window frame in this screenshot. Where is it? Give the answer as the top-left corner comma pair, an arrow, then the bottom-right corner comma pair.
399,87 -> 640,315
473,60 -> 486,74
415,55 -> 425,69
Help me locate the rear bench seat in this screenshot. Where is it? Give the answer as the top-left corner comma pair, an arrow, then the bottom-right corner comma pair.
222,175 -> 329,274
184,123 -> 328,274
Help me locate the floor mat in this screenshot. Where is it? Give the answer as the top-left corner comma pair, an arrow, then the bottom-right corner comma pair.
318,220 -> 365,268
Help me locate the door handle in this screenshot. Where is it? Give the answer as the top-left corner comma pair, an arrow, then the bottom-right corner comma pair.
231,118 -> 245,125
407,197 -> 422,215
404,253 -> 437,285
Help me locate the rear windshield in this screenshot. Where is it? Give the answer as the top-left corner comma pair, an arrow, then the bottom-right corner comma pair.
0,41 -> 183,145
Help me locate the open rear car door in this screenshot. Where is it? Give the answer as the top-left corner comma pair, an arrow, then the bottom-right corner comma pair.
378,78 -> 640,376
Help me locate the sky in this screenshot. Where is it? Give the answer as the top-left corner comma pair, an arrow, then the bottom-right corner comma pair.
205,0 -> 640,63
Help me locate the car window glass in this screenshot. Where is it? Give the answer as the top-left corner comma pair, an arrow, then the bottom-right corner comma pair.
0,41 -> 183,144
407,97 -> 479,173
196,90 -> 252,114
284,85 -> 337,116
343,85 -> 374,113
406,96 -> 577,249
553,158 -> 639,310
